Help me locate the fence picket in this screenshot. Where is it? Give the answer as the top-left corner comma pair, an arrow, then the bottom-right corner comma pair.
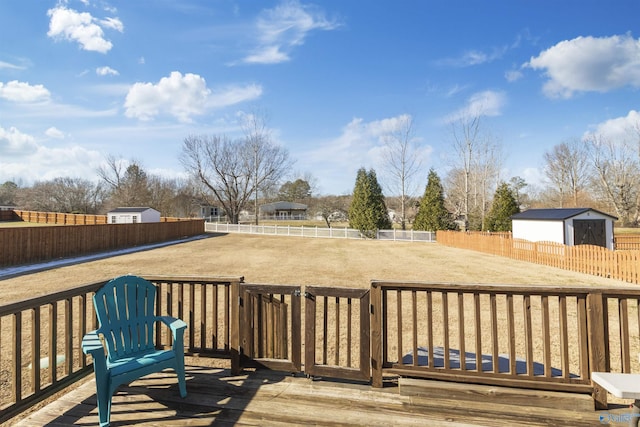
437,231 -> 640,285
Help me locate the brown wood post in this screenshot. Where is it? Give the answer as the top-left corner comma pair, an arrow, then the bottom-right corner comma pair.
304,288 -> 316,377
586,292 -> 608,409
230,280 -> 241,375
370,281 -> 383,387
290,289 -> 302,372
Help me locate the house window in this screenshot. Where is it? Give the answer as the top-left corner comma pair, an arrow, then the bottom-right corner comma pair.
111,216 -> 116,224
133,216 -> 138,223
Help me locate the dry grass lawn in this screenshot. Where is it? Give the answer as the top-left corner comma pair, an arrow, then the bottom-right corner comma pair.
1,232 -> 632,305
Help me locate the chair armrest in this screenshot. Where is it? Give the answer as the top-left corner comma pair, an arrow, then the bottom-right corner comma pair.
82,330 -> 105,356
82,330 -> 108,374
157,316 -> 187,340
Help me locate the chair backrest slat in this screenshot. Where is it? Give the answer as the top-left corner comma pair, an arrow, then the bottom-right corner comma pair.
93,275 -> 158,362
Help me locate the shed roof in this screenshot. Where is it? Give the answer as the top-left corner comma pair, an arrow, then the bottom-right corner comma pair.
108,207 -> 158,214
511,208 -> 617,221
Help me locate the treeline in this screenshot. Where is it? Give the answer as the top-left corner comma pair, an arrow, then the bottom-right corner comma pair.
2,110 -> 638,229
0,159 -> 197,218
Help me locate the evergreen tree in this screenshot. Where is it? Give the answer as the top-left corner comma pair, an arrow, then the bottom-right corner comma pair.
484,182 -> 520,231
414,169 -> 456,231
349,168 -> 391,238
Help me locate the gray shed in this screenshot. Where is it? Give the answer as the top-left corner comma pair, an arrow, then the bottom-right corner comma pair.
107,207 -> 161,224
511,208 -> 617,250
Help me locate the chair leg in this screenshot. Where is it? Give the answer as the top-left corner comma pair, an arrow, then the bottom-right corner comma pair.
96,389 -> 112,427
176,364 -> 187,398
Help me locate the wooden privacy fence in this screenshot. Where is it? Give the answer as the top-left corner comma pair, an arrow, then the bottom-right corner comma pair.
436,230 -> 640,285
614,234 -> 640,250
0,275 -> 243,425
0,220 -> 205,267
9,210 -> 189,225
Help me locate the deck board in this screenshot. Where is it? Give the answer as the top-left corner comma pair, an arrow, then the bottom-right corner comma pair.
9,363 -> 622,426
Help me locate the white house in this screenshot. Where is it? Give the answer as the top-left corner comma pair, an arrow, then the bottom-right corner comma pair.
199,205 -> 223,220
511,208 -> 617,250
107,207 -> 161,224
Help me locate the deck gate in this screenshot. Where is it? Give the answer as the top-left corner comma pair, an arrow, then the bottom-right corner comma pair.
304,286 -> 370,381
237,284 -> 371,382
238,284 -> 302,373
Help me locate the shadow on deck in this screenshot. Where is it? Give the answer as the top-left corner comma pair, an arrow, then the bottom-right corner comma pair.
11,359 -> 620,427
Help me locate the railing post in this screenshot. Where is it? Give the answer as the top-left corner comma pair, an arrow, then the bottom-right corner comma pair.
370,281 -> 383,387
586,292 -> 608,409
230,280 -> 241,375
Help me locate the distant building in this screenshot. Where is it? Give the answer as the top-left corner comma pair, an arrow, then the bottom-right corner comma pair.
107,207 -> 161,224
259,201 -> 307,220
199,205 -> 225,221
511,208 -> 617,250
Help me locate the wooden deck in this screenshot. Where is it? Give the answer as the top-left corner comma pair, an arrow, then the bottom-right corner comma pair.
9,359 -> 625,427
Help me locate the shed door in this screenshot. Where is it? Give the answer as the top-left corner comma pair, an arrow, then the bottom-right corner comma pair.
573,219 -> 606,247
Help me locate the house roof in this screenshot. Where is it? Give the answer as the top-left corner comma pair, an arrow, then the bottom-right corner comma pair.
511,208 -> 617,221
108,207 -> 158,214
260,201 -> 307,212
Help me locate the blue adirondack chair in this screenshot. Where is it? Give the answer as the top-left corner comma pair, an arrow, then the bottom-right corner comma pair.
81,275 -> 187,427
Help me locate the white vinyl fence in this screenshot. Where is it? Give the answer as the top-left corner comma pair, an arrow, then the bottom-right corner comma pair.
205,222 -> 436,242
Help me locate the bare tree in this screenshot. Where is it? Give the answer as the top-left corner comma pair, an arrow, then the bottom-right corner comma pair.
447,111 -> 502,230
241,111 -> 293,224
312,195 -> 350,227
97,154 -> 126,190
585,133 -> 640,226
98,155 -> 152,208
380,114 -> 422,229
18,177 -> 106,213
180,133 -> 291,224
542,138 -> 590,207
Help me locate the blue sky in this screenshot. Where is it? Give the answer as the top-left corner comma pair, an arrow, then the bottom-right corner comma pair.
0,1 -> 639,196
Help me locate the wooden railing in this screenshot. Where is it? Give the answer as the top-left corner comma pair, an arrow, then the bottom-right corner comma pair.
4,275 -> 640,423
0,275 -> 243,424
0,220 -> 205,267
370,280 -> 640,408
437,230 -> 640,285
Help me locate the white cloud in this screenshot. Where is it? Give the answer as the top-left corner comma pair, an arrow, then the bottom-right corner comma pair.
96,66 -> 119,76
526,34 -> 640,99
47,6 -> 123,54
584,110 -> 640,141
0,80 -> 50,103
244,46 -> 290,65
0,126 -> 104,184
296,114 -> 432,194
124,71 -> 262,122
445,90 -> 507,123
242,0 -> 339,64
505,69 -> 523,82
437,44 -> 512,68
0,126 -> 39,156
100,17 -> 124,32
208,84 -> 263,109
45,127 -> 65,139
0,61 -> 25,70
445,84 -> 469,98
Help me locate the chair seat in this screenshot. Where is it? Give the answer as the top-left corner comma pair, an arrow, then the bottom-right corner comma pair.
108,348 -> 176,378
